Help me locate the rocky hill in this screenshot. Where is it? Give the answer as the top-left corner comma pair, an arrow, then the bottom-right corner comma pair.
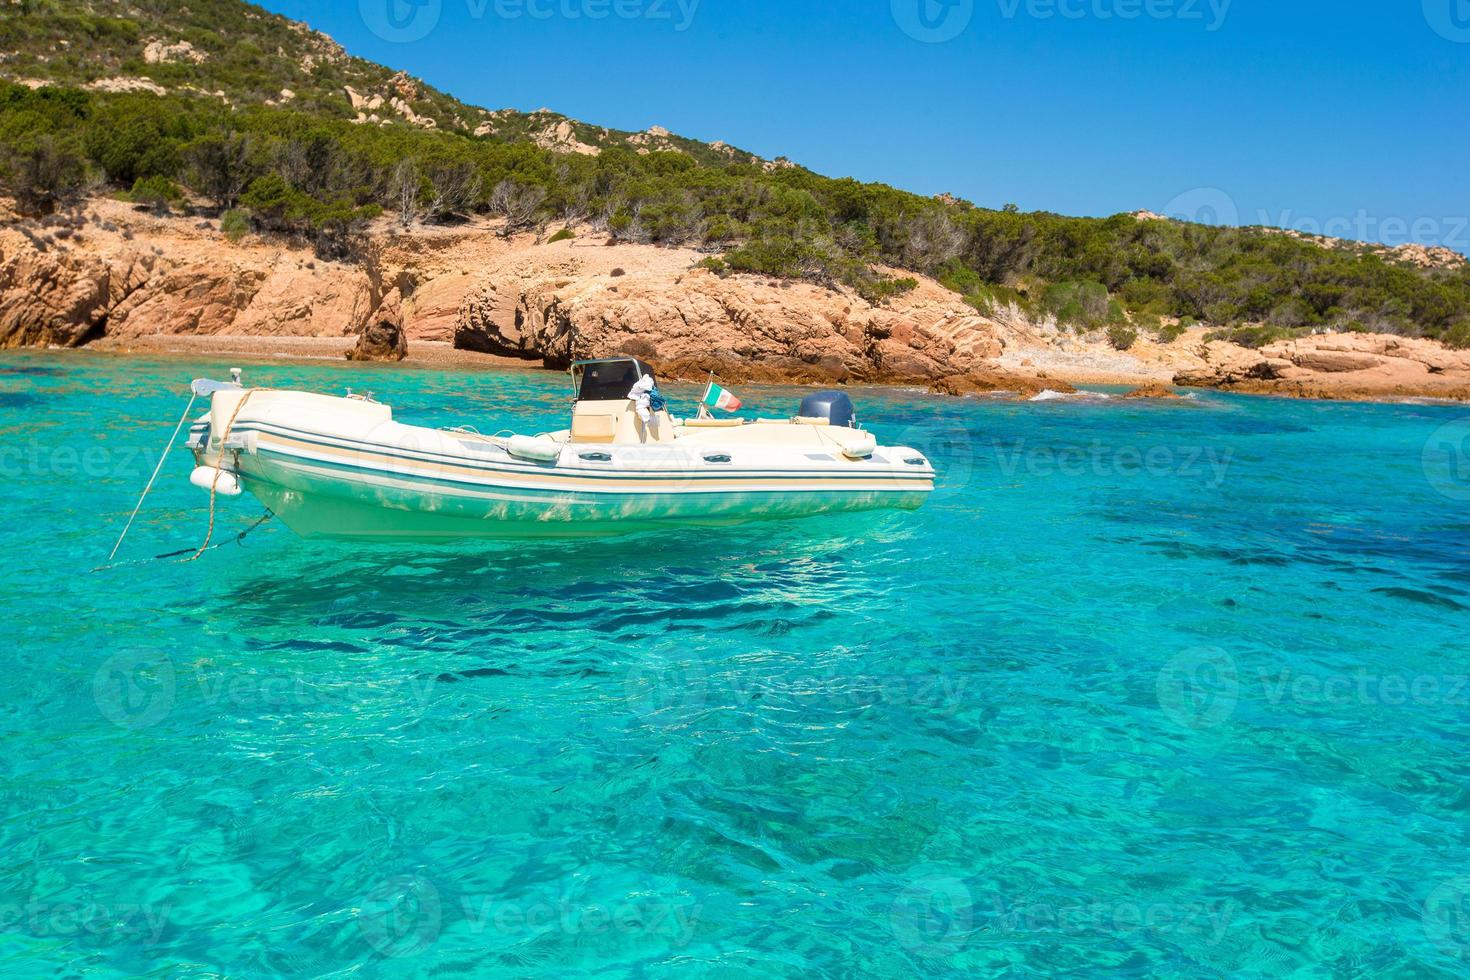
0,0 -> 766,166
1,0 -> 1467,401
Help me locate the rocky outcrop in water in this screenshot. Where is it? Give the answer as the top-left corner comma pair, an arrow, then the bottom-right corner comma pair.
1174,334 -> 1470,399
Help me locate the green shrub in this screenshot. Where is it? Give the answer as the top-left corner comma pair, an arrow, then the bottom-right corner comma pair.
1107,324 -> 1138,351
1132,312 -> 1162,334
937,260 -> 982,296
963,283 -> 1030,317
547,227 -> 574,243
127,174 -> 182,212
1043,281 -> 1112,328
696,256 -> 728,275
1119,278 -> 1173,313
859,276 -> 919,305
1157,320 -> 1187,343
1443,321 -> 1470,350
2,133 -> 87,216
219,208 -> 250,243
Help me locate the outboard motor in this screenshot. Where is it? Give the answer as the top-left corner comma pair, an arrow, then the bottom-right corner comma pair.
798,391 -> 857,428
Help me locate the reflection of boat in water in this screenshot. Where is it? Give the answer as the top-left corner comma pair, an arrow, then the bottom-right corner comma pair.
185,357 -> 935,540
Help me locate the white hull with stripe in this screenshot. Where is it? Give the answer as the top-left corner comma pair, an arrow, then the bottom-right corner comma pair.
188,385 -> 935,540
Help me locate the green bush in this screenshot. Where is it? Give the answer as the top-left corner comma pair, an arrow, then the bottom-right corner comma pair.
219,208 -> 250,243
858,276 -> 919,305
1107,324 -> 1138,351
937,260 -> 982,296
127,174 -> 182,212
696,256 -> 728,275
2,133 -> 87,215
1157,320 -> 1187,343
1132,312 -> 1163,334
1043,281 -> 1112,328
547,227 -> 574,243
1444,321 -> 1470,350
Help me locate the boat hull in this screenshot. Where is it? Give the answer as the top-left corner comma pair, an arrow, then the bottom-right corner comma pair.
243,460 -> 927,539
197,415 -> 934,540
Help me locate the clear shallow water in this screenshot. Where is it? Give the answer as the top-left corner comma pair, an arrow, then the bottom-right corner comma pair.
3,350 -> 1470,977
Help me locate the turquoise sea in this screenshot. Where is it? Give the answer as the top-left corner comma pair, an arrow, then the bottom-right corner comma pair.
3,350 -> 1470,977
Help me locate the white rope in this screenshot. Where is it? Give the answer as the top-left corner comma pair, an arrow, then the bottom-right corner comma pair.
107,393 -> 198,563
186,389 -> 257,562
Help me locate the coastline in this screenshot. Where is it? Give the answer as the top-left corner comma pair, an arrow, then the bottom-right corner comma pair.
23,335 -> 1465,406
4,198 -> 1466,406
84,334 -> 550,372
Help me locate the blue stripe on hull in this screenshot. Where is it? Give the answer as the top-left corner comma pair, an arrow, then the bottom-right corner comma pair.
240,447 -> 928,539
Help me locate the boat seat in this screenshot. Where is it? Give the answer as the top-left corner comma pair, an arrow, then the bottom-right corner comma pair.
571,414 -> 618,444
682,418 -> 746,428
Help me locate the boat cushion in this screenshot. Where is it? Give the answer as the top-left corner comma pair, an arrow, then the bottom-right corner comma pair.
571,414 -> 618,443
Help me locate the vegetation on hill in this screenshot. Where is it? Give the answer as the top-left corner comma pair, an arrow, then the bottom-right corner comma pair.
1,0 -> 1467,345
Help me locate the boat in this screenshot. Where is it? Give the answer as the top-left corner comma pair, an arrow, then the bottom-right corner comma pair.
184,357 -> 936,540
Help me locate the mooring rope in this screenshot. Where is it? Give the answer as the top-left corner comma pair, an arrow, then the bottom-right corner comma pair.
106,392 -> 198,563
92,510 -> 274,572
186,389 -> 258,562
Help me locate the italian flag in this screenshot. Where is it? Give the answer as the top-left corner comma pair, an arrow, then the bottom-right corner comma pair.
703,382 -> 743,412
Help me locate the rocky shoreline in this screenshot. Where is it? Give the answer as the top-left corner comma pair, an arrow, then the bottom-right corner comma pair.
4,197 -> 1467,404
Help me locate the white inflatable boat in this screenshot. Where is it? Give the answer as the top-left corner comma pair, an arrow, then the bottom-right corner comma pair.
186,358 -> 935,540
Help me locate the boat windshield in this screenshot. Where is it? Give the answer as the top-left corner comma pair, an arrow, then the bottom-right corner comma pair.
574,359 -> 654,401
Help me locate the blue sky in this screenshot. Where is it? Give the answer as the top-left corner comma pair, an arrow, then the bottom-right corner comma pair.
260,0 -> 1470,251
